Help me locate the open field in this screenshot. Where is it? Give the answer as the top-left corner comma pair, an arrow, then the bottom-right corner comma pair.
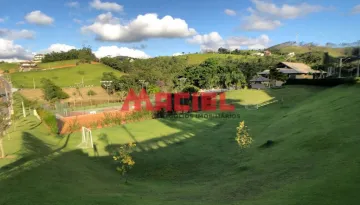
182,53 -> 260,65
276,46 -> 345,57
19,86 -> 119,104
10,63 -> 123,88
37,59 -> 79,69
0,63 -> 19,73
1,85 -> 360,204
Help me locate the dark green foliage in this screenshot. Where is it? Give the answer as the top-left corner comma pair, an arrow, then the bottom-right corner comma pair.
42,47 -> 96,63
78,47 -> 96,63
269,67 -> 288,81
181,58 -> 246,89
182,85 -> 200,93
101,57 -> 133,73
284,78 -> 357,86
41,78 -> 69,102
36,108 -> 58,134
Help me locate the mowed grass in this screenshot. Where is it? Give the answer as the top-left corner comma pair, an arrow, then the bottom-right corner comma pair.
10,63 -> 123,88
37,59 -> 79,69
0,63 -> 19,73
1,85 -> 360,205
278,46 -> 345,57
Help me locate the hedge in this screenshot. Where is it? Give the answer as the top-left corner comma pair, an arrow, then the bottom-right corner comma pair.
37,108 -> 59,134
284,78 -> 358,87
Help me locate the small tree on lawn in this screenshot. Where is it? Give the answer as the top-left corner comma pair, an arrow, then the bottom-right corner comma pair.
235,121 -> 253,148
113,142 -> 136,183
87,90 -> 96,106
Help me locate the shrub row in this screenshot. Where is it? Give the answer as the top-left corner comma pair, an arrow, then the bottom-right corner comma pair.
284,78 -> 358,87
37,108 -> 59,134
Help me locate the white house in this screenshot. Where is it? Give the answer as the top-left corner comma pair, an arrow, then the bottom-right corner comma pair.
287,52 -> 295,58
33,54 -> 45,62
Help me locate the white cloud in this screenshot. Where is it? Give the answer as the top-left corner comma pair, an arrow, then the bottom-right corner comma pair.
0,29 -> 35,40
94,46 -> 150,59
187,32 -> 224,51
351,5 -> 360,14
242,14 -> 282,31
82,12 -> 197,42
0,18 -> 4,23
73,18 -> 83,24
16,21 -> 25,25
172,52 -> 184,56
44,44 -> 76,53
0,38 -> 34,61
66,1 -> 80,8
224,9 -> 237,16
251,0 -> 325,19
242,0 -> 327,31
227,34 -> 270,50
25,11 -> 54,25
187,32 -> 270,51
90,0 -> 123,12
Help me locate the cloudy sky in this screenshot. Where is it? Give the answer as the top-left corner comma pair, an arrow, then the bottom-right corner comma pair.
0,0 -> 359,61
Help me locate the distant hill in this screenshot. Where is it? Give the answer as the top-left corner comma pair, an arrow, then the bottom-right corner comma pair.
268,43 -> 346,57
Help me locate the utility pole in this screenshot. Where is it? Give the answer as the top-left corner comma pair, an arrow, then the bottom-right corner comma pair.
22,101 -> 26,117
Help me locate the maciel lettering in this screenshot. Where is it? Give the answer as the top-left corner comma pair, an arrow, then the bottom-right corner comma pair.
121,88 -> 235,112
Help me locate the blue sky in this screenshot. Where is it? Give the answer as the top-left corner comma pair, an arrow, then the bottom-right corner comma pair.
0,0 -> 359,61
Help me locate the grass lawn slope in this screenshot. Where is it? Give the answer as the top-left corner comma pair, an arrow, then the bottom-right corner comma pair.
183,53 -> 255,65
10,63 -> 123,88
0,63 -> 19,73
1,85 -> 360,205
37,59 -> 79,69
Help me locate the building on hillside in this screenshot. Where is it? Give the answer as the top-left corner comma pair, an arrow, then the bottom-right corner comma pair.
249,76 -> 270,89
258,62 -> 325,80
33,54 -> 45,62
252,52 -> 265,57
264,50 -> 272,56
287,52 -> 295,58
19,61 -> 37,72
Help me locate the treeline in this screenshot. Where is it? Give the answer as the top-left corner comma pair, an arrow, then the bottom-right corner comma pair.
42,47 -> 97,63
100,55 -> 284,93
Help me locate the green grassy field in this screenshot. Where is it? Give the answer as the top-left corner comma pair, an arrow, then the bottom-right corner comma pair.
182,53 -> 262,65
10,63 -> 123,88
276,46 -> 345,57
1,85 -> 360,205
37,59 -> 79,69
0,63 -> 19,72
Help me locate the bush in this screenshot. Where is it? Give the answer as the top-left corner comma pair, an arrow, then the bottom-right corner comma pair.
182,85 -> 200,93
37,108 -> 58,134
284,78 -> 357,87
41,78 -> 69,101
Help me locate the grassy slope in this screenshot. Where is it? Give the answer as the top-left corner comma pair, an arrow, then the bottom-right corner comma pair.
277,46 -> 345,57
183,54 -> 254,65
0,63 -> 19,73
37,59 -> 79,69
1,85 -> 360,204
10,63 -> 123,88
